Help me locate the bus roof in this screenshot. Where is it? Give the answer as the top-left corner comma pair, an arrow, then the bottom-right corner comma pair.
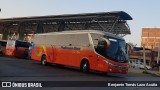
35,30 -> 124,40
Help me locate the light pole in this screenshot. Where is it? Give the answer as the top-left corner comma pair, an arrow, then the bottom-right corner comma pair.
143,44 -> 147,72
150,45 -> 153,67
157,43 -> 160,73
157,44 -> 159,65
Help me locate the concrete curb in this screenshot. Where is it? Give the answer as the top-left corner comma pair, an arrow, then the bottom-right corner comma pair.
128,72 -> 151,76
151,73 -> 160,77
128,68 -> 160,77
142,71 -> 160,77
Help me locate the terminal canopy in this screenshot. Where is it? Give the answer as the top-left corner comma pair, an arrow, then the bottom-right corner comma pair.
0,11 -> 132,39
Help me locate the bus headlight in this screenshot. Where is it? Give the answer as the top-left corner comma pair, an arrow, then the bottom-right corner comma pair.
104,60 -> 114,66
103,60 -> 128,69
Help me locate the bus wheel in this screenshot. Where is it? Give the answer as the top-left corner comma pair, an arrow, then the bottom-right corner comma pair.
102,72 -> 108,75
80,60 -> 89,73
56,64 -> 65,68
41,55 -> 47,65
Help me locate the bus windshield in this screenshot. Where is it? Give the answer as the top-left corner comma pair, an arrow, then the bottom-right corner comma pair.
107,38 -> 128,62
95,38 -> 128,63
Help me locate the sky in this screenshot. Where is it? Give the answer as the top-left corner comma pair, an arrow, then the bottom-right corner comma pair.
0,0 -> 160,46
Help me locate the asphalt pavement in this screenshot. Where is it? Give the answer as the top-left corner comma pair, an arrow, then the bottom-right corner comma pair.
0,57 -> 160,90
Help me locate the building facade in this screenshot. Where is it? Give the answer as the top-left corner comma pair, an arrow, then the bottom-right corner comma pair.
139,28 -> 160,66
141,28 -> 160,51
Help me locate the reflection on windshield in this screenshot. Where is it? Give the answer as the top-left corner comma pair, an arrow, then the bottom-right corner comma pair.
106,39 -> 118,60
107,38 -> 128,62
94,38 -> 128,63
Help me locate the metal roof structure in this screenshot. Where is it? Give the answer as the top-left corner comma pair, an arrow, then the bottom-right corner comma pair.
0,11 -> 132,22
0,11 -> 132,40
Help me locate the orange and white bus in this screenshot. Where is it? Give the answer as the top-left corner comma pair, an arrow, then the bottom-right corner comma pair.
31,30 -> 129,74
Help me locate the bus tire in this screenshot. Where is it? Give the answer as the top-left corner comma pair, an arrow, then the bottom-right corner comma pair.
80,60 -> 90,73
41,55 -> 48,65
102,72 -> 108,75
56,64 -> 65,68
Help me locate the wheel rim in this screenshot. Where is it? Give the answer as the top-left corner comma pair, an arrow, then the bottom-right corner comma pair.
42,56 -> 46,65
82,62 -> 88,72
83,63 -> 87,70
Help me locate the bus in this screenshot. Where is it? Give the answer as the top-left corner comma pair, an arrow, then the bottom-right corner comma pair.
31,30 -> 129,74
5,40 -> 31,58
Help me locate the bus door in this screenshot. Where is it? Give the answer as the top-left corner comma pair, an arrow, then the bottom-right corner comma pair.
94,38 -> 109,71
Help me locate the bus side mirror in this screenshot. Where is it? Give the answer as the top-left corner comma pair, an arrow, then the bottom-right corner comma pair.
102,38 -> 110,49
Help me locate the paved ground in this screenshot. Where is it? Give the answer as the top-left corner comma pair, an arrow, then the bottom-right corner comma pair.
128,67 -> 160,77
0,57 -> 160,90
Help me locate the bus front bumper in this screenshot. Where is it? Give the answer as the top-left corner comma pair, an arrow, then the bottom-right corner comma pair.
104,60 -> 128,74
